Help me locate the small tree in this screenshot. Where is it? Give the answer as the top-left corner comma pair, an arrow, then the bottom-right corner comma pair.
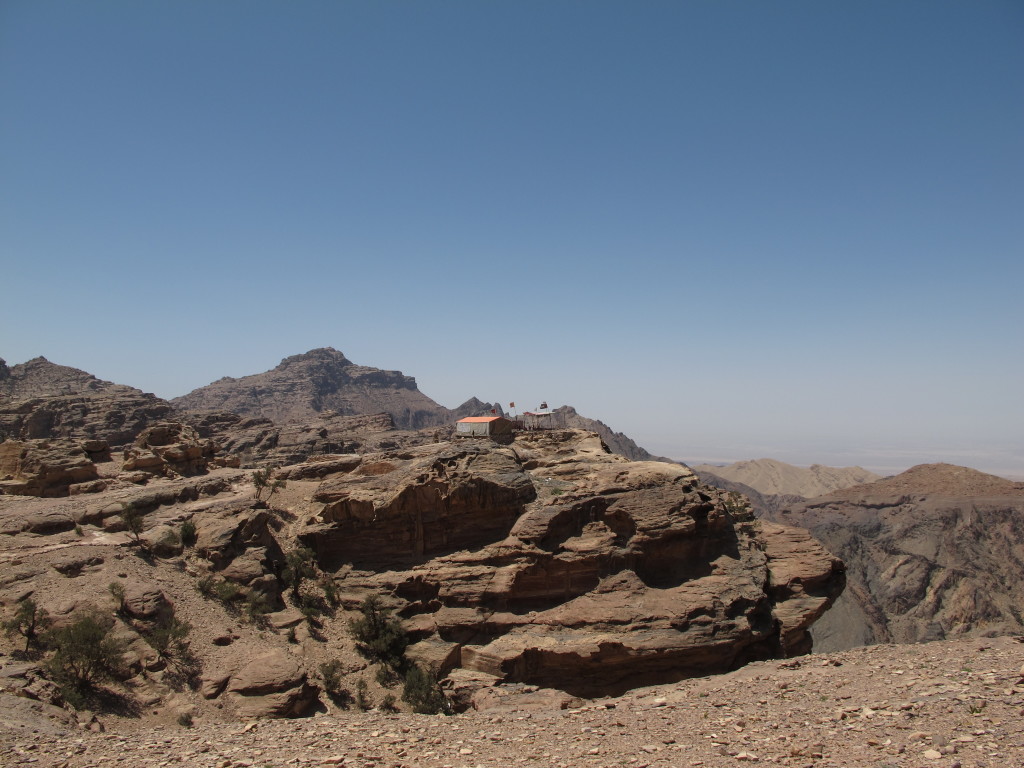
349,595 -> 408,670
282,546 -> 318,602
253,469 -> 286,502
252,468 -> 270,500
45,612 -> 126,704
119,502 -> 144,545
146,615 -> 192,660
3,598 -> 51,655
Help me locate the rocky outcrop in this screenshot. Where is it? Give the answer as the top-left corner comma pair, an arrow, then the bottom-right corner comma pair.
227,651 -> 318,718
0,439 -> 100,497
0,357 -> 173,446
190,410 -> 444,468
122,422 -> 216,477
172,348 -> 457,429
554,406 -> 666,462
765,463 -> 1024,652
300,430 -> 844,697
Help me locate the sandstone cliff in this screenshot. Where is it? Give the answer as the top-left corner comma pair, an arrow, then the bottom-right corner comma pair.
300,430 -> 844,696
765,463 -> 1024,651
0,427 -> 843,723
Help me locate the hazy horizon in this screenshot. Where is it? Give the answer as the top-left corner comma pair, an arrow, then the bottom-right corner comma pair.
3,3 -> 1021,482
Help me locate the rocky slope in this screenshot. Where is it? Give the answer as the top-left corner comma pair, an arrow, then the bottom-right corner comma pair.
171,348 -> 488,430
695,458 -> 880,499
5,634 -> 1023,768
0,427 -> 843,732
765,463 -> 1024,652
0,357 -> 173,447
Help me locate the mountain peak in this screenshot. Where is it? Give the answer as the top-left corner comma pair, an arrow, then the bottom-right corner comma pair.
172,349 -> 451,429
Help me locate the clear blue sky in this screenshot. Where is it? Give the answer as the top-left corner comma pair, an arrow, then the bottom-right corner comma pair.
2,1 -> 1022,477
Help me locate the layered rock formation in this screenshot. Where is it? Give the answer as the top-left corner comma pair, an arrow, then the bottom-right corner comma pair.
0,439 -> 102,497
300,430 -> 844,696
0,357 -> 173,446
765,463 -> 1024,651
172,348 -> 485,430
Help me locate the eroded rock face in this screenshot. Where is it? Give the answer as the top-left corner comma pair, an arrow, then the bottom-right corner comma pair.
0,357 -> 173,446
122,422 -> 216,477
303,430 -> 844,697
0,439 -> 99,497
766,463 -> 1024,652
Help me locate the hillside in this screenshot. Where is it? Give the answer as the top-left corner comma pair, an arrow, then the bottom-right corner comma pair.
171,348 -> 465,429
766,463 -> 1024,651
0,357 -> 173,446
694,457 -> 880,498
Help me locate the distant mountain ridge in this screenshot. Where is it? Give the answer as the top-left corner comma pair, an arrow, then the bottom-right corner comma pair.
2,350 -> 665,464
695,458 -> 880,498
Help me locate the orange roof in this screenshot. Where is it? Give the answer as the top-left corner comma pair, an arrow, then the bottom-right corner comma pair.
458,416 -> 503,423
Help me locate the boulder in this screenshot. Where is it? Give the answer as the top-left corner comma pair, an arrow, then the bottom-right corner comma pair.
227,650 -> 318,718
122,584 -> 172,620
0,439 -> 98,497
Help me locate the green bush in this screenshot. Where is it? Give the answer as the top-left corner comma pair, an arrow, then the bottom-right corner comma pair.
319,659 -> 352,707
213,580 -> 243,604
44,612 -> 126,706
349,595 -> 408,669
402,663 -> 448,714
119,502 -> 144,544
379,693 -> 398,713
179,519 -> 197,547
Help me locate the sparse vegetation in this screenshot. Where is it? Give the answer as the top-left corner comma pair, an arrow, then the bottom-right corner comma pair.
379,693 -> 398,713
282,546 -> 318,602
44,612 -> 127,707
402,663 -> 448,714
244,592 -> 274,626
213,580 -> 244,605
349,595 -> 409,671
108,582 -> 127,616
3,597 -> 51,655
119,502 -> 145,544
144,615 -> 192,660
319,659 -> 353,707
180,519 -> 197,547
177,711 -> 194,728
355,677 -> 371,711
253,468 -> 286,502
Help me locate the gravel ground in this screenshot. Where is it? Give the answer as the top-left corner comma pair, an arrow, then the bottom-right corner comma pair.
5,634 -> 1023,768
